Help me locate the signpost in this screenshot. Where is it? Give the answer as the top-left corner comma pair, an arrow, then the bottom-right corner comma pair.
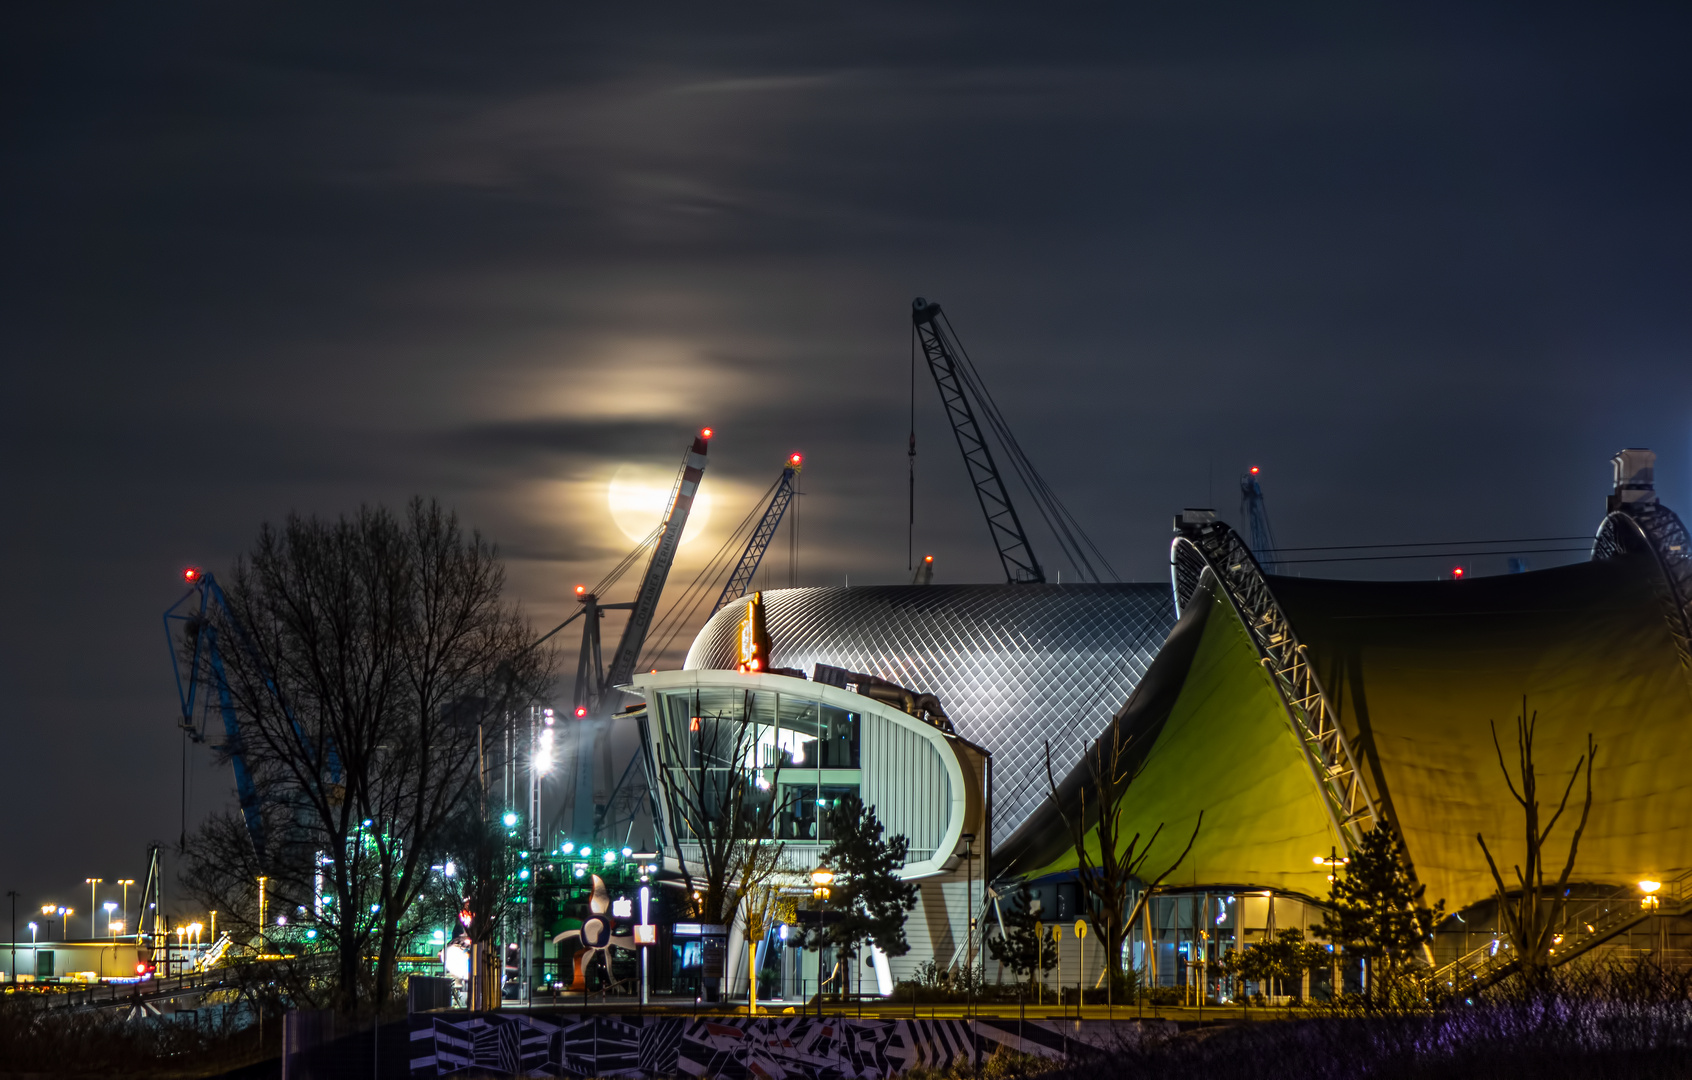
1075,919 -> 1088,1011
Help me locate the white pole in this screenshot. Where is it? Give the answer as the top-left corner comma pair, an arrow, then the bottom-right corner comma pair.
640,885 -> 650,1005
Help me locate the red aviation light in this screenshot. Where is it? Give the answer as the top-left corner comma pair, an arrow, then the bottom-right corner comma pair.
1250,466 -> 1260,475
1453,567 -> 1465,579
924,555 -> 934,564
789,453 -> 802,466
574,706 -> 587,718
183,567 -> 202,584
700,427 -> 714,440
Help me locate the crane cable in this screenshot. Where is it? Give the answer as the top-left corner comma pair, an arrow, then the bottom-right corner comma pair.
938,310 -> 1119,583
638,472 -> 786,671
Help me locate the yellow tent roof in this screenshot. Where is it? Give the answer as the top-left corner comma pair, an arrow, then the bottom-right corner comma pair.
998,577 -> 1343,899
998,551 -> 1692,914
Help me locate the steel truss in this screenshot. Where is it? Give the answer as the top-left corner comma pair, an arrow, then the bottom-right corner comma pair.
912,300 -> 1044,584
1594,502 -> 1692,675
1171,518 -> 1378,848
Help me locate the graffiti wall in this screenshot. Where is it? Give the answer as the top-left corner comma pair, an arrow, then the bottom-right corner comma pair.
407,1012 -> 1170,1078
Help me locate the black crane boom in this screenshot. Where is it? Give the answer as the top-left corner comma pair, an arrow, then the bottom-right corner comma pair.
913,298 -> 1045,584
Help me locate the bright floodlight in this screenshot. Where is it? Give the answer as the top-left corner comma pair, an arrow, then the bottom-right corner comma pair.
1640,879 -> 1662,893
503,812 -> 519,828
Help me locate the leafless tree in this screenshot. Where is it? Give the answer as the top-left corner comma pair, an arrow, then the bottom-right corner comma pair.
1045,734 -> 1201,989
181,499 -> 552,1017
654,691 -> 790,926
1476,697 -> 1596,982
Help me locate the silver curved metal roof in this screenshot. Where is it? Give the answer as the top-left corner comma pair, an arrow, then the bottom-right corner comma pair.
684,584 -> 1175,845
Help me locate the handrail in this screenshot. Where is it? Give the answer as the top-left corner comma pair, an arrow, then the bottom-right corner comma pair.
1426,868 -> 1692,992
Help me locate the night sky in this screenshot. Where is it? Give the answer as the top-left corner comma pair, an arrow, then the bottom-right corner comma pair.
6,4 -> 1692,918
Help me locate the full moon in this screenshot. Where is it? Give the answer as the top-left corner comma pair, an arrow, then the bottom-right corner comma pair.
607,464 -> 714,546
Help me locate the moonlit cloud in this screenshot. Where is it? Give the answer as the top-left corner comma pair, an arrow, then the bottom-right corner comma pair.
7,1 -> 1692,907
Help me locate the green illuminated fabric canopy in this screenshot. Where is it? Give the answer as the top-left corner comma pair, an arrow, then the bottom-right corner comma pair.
998,579 -> 1344,900
998,550 -> 1692,914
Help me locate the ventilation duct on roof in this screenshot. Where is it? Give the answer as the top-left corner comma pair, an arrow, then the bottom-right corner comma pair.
1609,448 -> 1658,512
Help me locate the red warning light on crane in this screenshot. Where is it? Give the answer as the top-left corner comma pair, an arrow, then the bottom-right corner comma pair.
700,427 -> 714,440
789,453 -> 802,466
1250,466 -> 1260,475
924,555 -> 934,564
183,567 -> 202,584
574,585 -> 586,596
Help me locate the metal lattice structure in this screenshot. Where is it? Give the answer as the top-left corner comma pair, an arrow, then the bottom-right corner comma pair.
685,583 -> 1174,844
1170,515 -> 1377,848
711,460 -> 799,616
1594,502 -> 1692,673
912,299 -> 1044,584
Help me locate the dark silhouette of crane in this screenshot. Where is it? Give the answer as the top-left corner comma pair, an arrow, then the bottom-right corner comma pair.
910,297 -> 1117,584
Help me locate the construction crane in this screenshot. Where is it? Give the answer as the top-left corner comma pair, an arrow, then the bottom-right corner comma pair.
549,427 -> 712,838
163,567 -> 287,865
910,297 -> 1117,585
711,453 -> 801,615
1239,465 -> 1280,572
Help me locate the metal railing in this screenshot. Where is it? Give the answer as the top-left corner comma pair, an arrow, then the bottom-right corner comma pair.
1426,869 -> 1692,993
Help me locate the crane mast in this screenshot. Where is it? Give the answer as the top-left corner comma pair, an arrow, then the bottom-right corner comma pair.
1239,466 -> 1280,572
568,427 -> 712,840
603,428 -> 713,696
711,454 -> 802,616
912,298 -> 1045,584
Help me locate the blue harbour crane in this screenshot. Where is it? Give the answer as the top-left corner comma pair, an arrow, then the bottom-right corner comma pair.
1239,465 -> 1280,572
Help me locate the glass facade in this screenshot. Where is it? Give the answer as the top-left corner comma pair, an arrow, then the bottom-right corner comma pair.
651,681 -> 953,867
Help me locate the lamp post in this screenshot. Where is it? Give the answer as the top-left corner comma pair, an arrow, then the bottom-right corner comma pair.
257,876 -> 268,957
961,831 -> 976,1058
117,880 -> 135,936
104,902 -> 118,938
86,879 -> 103,940
28,922 -> 37,981
811,865 -> 833,1015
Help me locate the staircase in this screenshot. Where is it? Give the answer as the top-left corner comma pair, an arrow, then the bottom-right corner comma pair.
1426,868 -> 1692,995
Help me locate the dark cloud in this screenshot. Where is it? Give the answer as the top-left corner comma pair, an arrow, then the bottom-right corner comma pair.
5,2 -> 1692,908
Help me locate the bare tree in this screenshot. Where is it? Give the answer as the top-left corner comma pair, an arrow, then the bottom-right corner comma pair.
654,692 -> 789,926
1044,736 -> 1201,991
1476,697 -> 1596,983
181,499 -> 552,1017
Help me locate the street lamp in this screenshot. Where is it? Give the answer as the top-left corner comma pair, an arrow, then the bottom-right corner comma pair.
86,879 -> 103,940
117,880 -> 135,933
104,902 -> 118,938
810,866 -> 833,1010
28,921 -> 37,980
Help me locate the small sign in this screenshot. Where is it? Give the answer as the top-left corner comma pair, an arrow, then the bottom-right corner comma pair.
702,937 -> 726,979
1074,919 -> 1088,939
634,924 -> 657,945
613,898 -> 633,918
673,923 -> 703,936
